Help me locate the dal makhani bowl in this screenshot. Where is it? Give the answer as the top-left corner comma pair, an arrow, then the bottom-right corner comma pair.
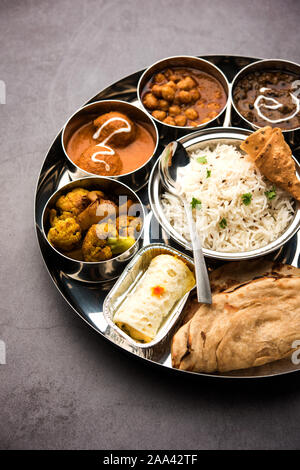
62,100 -> 159,191
231,59 -> 300,147
149,127 -> 300,261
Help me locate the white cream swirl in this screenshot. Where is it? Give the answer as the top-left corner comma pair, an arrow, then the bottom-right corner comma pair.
254,83 -> 300,124
91,117 -> 131,171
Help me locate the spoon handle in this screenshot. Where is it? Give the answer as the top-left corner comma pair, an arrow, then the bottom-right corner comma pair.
183,200 -> 212,304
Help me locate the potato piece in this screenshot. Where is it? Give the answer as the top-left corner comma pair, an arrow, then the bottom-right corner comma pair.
88,190 -> 105,203
78,199 -> 117,231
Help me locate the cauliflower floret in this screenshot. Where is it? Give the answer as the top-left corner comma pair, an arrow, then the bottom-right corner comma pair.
48,217 -> 81,252
82,224 -> 113,262
56,188 -> 90,216
49,209 -> 74,226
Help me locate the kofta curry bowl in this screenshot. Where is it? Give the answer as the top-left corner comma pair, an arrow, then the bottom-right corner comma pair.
137,56 -> 229,132
42,176 -> 145,283
62,100 -> 159,191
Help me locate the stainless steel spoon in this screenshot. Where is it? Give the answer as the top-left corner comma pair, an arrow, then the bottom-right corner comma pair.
159,141 -> 212,304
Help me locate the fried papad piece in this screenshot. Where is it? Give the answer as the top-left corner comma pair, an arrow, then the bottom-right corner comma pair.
240,126 -> 273,159
255,128 -> 300,201
172,263 -> 300,373
241,126 -> 300,201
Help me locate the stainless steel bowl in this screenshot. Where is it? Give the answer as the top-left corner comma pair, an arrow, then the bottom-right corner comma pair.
42,176 -> 145,283
137,55 -> 229,136
62,100 -> 159,191
148,126 -> 300,261
231,59 -> 300,148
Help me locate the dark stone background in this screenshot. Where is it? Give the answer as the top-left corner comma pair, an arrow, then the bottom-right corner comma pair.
1,0 -> 300,450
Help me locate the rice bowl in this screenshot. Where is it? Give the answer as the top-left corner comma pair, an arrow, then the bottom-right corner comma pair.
148,127 -> 300,261
162,142 -> 295,252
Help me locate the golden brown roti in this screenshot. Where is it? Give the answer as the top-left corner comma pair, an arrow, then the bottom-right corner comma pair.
172,261 -> 300,373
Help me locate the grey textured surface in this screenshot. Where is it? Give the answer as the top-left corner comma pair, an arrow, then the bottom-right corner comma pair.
1,0 -> 300,450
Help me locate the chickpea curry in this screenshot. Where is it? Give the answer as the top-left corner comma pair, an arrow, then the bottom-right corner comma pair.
67,111 -> 156,177
141,67 -> 227,127
47,187 -> 142,262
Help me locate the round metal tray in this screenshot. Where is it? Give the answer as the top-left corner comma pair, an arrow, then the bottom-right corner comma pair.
35,55 -> 300,379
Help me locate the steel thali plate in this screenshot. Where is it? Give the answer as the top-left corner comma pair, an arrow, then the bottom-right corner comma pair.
35,55 -> 300,379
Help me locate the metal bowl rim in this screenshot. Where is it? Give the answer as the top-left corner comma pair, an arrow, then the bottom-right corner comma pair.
41,175 -> 146,265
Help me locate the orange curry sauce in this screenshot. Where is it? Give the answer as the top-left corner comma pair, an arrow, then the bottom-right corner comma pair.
67,120 -> 155,176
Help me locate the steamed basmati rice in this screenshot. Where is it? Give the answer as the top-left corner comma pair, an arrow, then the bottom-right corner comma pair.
162,143 -> 295,252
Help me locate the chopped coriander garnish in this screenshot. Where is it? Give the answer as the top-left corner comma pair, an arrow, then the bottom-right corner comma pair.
242,193 -> 252,205
219,218 -> 227,229
265,187 -> 276,200
206,169 -> 211,178
191,197 -> 202,209
197,156 -> 207,164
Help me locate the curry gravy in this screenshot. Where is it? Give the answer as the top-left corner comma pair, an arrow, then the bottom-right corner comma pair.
67,120 -> 155,176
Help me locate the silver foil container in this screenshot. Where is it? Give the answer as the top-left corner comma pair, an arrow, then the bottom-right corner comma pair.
231,59 -> 300,148
42,176 -> 145,283
62,100 -> 159,191
148,126 -> 300,261
103,243 -> 195,361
